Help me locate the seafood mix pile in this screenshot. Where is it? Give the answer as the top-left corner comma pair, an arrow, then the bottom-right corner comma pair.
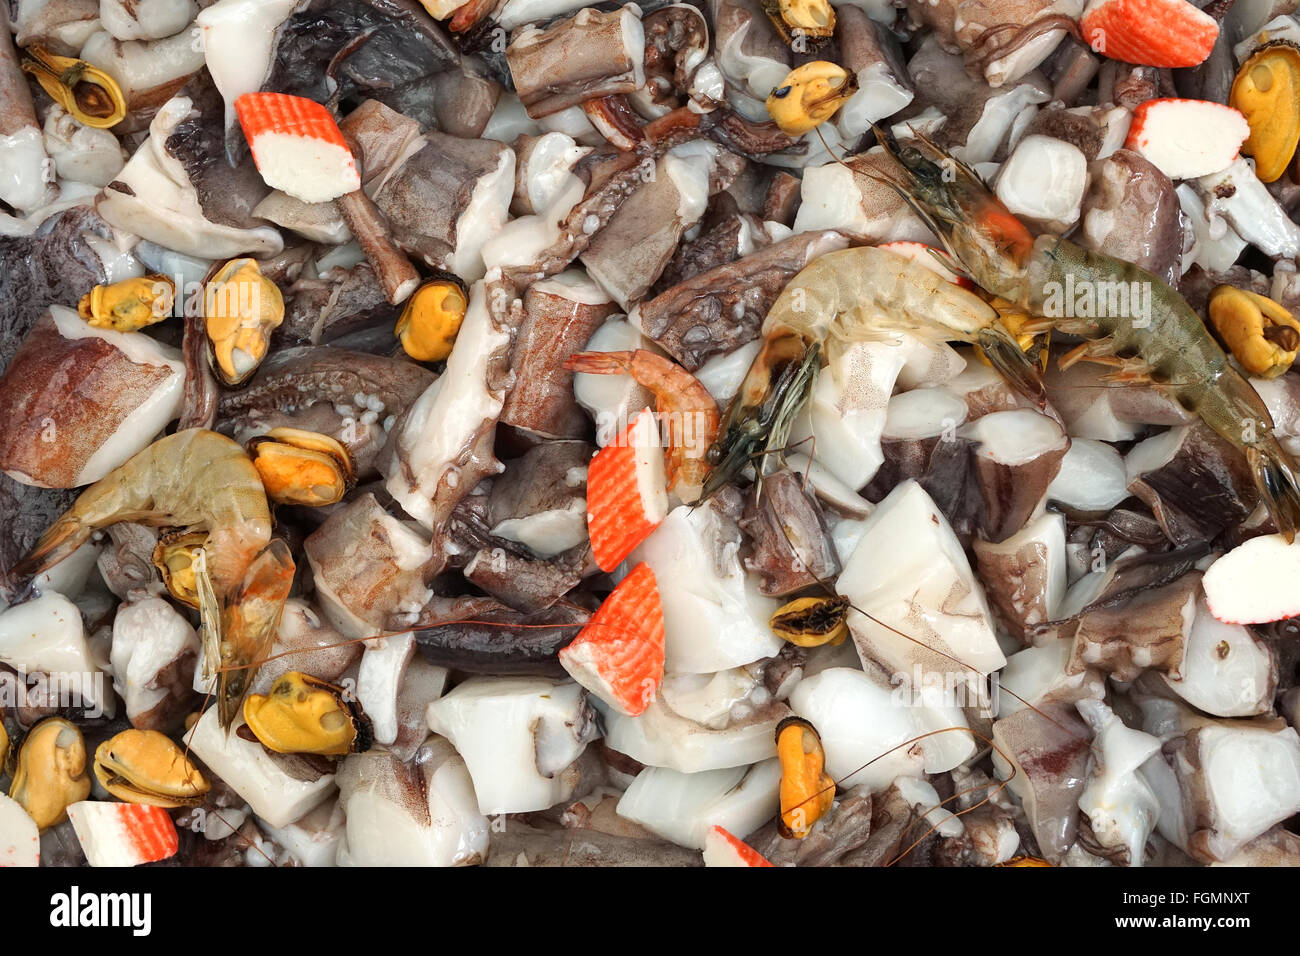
7,0 -> 1300,870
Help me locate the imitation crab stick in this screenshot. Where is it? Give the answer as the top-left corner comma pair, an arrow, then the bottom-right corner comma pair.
1124,98 -> 1249,180
585,408 -> 669,572
234,92 -> 361,204
66,801 -> 179,867
1080,0 -> 1219,70
702,825 -> 774,867
1203,533 -> 1300,624
559,561 -> 665,716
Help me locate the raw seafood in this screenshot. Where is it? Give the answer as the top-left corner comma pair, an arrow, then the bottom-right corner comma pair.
2,0 -> 1300,873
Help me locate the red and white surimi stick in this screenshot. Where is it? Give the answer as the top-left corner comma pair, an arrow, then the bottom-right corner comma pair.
1080,0 -> 1219,70
1203,534 -> 1300,625
879,241 -> 974,289
702,825 -> 774,867
0,793 -> 39,867
66,802 -> 179,867
585,408 -> 669,572
235,92 -> 361,204
1124,98 -> 1249,180
559,562 -> 665,716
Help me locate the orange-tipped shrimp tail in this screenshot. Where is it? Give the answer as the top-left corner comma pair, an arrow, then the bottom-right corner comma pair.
216,538 -> 296,729
11,514 -> 94,581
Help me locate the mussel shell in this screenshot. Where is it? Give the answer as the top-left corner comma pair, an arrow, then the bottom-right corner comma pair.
21,46 -> 127,128
92,730 -> 209,808
152,530 -> 208,609
202,258 -> 285,386
243,672 -> 372,756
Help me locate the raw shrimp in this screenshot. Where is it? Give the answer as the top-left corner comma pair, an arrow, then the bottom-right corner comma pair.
12,429 -> 293,727
564,349 -> 719,502
872,126 -> 1300,541
700,246 -> 1043,500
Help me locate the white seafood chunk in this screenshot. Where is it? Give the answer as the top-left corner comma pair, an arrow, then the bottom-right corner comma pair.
1176,183 -> 1249,274
99,0 -> 196,40
42,106 -> 125,187
632,504 -> 783,674
695,340 -> 762,406
959,83 -> 1053,165
1140,698 -> 1300,862
0,126 -> 53,215
616,758 -> 781,849
196,0 -> 298,130
80,28 -> 204,107
837,480 -> 1005,677
304,494 -> 435,638
0,792 -> 39,867
0,592 -> 104,708
1194,157 -> 1300,259
994,134 -> 1087,233
594,692 -> 785,773
895,776 -> 964,837
109,596 -> 199,728
187,708 -> 336,829
1161,594 -> 1276,717
33,540 -> 101,601
792,155 -> 933,242
382,279 -> 509,531
785,452 -> 875,519
997,636 -> 1102,719
788,339 -> 907,490
1047,438 -> 1129,512
426,677 -> 598,815
480,93 -> 542,143
1076,699 -> 1162,866
789,668 -> 930,789
974,512 -> 1070,644
356,632 -> 415,747
572,316 -> 655,444
96,95 -> 282,259
260,800 -> 345,868
335,738 -> 488,867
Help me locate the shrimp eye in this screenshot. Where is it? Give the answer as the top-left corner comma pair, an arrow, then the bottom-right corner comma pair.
771,85 -> 791,99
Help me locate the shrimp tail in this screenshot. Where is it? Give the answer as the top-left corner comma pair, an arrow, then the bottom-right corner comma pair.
10,515 -> 92,580
977,326 -> 1047,409
1247,445 -> 1300,543
215,538 -> 296,729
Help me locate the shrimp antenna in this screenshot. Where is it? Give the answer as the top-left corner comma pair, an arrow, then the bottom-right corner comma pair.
814,125 -> 853,172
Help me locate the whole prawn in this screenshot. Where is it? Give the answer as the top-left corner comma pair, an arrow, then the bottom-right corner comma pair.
870,126 -> 1300,541
564,348 -> 720,503
12,429 -> 294,727
699,246 -> 1043,499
